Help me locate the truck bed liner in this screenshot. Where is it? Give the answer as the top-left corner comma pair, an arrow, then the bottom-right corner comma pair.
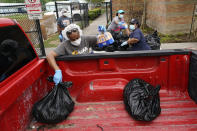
28,90 -> 197,131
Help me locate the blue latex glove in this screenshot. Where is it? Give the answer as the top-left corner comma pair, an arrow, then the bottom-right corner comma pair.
121,41 -> 128,46
124,24 -> 128,29
59,34 -> 63,41
118,21 -> 125,25
118,22 -> 123,25
59,34 -> 63,42
53,70 -> 62,85
98,25 -> 106,32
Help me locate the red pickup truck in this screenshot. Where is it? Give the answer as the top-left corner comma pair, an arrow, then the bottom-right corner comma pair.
1,18 -> 197,131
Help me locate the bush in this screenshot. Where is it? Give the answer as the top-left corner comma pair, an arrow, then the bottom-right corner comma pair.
88,8 -> 101,20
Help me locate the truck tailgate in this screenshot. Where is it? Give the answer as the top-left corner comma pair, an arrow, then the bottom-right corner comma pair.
28,90 -> 197,131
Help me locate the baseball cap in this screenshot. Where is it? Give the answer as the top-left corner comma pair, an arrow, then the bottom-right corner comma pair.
130,18 -> 139,24
61,9 -> 67,14
117,10 -> 125,14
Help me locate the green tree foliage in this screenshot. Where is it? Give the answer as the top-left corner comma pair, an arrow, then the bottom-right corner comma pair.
1,0 -> 24,3
86,0 -> 104,4
1,0 -> 52,4
87,0 -> 104,8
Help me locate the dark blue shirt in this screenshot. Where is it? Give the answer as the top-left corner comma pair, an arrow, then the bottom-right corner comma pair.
57,16 -> 71,28
129,28 -> 151,51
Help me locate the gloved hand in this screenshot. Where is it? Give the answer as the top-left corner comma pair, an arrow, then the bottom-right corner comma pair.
121,41 -> 128,46
124,24 -> 128,29
118,21 -> 124,25
53,70 -> 62,85
59,34 -> 63,41
98,25 -> 106,32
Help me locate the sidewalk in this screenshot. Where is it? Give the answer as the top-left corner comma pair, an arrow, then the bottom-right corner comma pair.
161,42 -> 197,50
83,13 -> 107,35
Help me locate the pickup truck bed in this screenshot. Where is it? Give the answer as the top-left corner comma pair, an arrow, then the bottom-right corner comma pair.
1,18 -> 197,131
25,51 -> 197,131
28,90 -> 197,131
1,49 -> 197,131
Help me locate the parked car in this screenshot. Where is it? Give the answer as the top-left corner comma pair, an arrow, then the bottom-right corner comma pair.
0,3 -> 26,16
44,1 -> 86,21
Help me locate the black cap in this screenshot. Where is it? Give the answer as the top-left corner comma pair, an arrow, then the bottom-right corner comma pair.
130,18 -> 138,24
130,18 -> 140,27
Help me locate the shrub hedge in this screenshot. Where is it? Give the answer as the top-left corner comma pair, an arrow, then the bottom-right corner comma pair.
88,8 -> 101,20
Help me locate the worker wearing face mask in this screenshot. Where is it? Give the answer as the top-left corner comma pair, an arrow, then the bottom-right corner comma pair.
121,19 -> 151,51
107,10 -> 128,36
47,24 -> 97,85
57,9 -> 71,42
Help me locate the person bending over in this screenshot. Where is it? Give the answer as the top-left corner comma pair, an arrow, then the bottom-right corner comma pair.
47,24 -> 97,85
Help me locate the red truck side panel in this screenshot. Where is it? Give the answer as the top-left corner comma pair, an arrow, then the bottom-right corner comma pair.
0,59 -> 51,131
52,55 -> 190,102
0,53 -> 193,131
0,18 -> 15,27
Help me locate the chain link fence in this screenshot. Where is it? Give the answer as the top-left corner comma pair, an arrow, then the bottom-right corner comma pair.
53,1 -> 89,29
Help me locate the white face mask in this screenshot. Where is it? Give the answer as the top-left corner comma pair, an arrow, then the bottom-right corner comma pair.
130,25 -> 135,30
119,15 -> 124,18
71,37 -> 81,46
62,13 -> 67,16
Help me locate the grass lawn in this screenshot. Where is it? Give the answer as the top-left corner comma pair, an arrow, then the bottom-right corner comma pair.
2,14 -> 28,20
142,25 -> 197,43
44,33 -> 60,48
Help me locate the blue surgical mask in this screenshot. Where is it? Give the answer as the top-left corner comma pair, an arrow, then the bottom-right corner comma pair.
130,25 -> 135,30
119,15 -> 124,18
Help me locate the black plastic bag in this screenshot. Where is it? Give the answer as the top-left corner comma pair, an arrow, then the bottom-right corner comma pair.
112,32 -> 129,51
109,31 -> 129,51
145,31 -> 161,50
123,79 -> 161,121
32,81 -> 75,124
92,44 -> 105,51
104,45 -> 116,52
